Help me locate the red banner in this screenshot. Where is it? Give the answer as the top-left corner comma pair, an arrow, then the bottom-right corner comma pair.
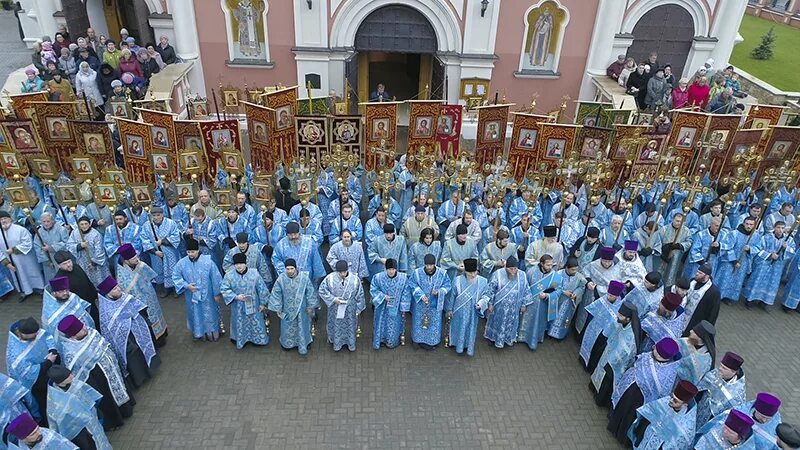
138,109 -> 178,180
363,102 -> 400,171
243,101 -> 276,173
406,100 -> 442,171
198,119 -> 242,182
264,86 -> 298,163
117,118 -> 154,184
508,113 -> 550,182
70,120 -> 115,171
435,104 -> 463,160
475,104 -> 510,176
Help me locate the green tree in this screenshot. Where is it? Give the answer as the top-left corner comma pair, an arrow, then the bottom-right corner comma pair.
751,27 -> 776,60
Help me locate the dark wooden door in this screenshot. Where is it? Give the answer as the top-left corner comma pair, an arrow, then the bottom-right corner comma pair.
627,5 -> 695,76
354,5 -> 437,54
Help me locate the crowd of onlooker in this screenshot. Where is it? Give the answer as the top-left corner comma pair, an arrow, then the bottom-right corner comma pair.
607,52 -> 746,115
20,24 -> 178,117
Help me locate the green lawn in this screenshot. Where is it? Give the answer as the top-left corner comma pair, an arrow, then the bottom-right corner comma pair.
730,14 -> 800,91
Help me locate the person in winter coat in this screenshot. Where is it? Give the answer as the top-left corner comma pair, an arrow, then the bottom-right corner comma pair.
57,47 -> 77,85
53,31 -> 70,55
156,35 -> 177,65
118,49 -> 143,79
145,43 -> 165,70
76,47 -> 100,72
30,42 -> 46,73
137,48 -> 160,80
645,68 -> 668,111
671,78 -> 690,109
21,68 -> 45,93
96,63 -> 119,101
688,76 -> 711,110
47,71 -> 76,101
121,71 -> 146,100
75,61 -> 104,108
626,62 -> 649,110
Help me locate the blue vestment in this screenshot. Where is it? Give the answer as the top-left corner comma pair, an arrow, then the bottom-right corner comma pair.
407,267 -> 451,346
370,271 -> 409,349
518,266 -> 561,350
116,261 -> 167,340
172,255 -> 223,338
221,269 -> 270,349
629,396 -> 696,450
579,296 -> 623,366
483,269 -> 531,348
445,274 -> 488,356
319,272 -> 366,351
268,272 -> 318,354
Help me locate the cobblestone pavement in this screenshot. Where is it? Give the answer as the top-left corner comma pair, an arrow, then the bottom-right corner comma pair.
0,11 -> 33,88
1,291 -> 798,449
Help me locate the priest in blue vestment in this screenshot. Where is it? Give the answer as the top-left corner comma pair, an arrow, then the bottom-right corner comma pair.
271,222 -> 326,282
437,190 -> 467,237
6,412 -> 76,450
319,260 -> 366,352
139,207 -> 182,298
483,256 -> 531,348
697,392 -> 782,449
223,232 -> 271,287
268,259 -> 318,354
370,258 -> 409,350
547,257 -> 587,340
695,351 -> 747,429
45,365 -> 111,450
66,217 -> 110,288
328,203 -> 363,245
367,223 -> 407,279
684,216 -> 729,279
629,380 -> 698,450
580,280 -> 625,372
103,211 -> 143,269
115,243 -> 167,347
33,213 -> 68,282
1,372 -> 39,447
172,238 -> 223,341
56,315 -> 133,431
41,277 -> 95,337
695,409 -> 756,450
326,229 -> 369,281
518,254 -> 562,351
590,301 -> 640,408
97,276 -> 160,389
221,252 -> 270,349
407,254 -> 451,349
624,271 -> 664,320
445,258 -> 488,356
743,220 -> 795,307
716,216 -> 756,303
439,224 -> 479,281
5,318 -> 57,427
479,229 -> 516,279
608,337 -> 682,446
677,320 -> 716,385
640,292 -> 685,352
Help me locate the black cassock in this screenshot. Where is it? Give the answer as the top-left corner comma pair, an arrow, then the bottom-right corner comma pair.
56,264 -> 100,326
683,282 -> 720,334
124,310 -> 162,390
607,383 -> 645,446
85,363 -> 135,431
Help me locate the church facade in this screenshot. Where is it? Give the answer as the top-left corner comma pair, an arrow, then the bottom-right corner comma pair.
18,0 -> 748,111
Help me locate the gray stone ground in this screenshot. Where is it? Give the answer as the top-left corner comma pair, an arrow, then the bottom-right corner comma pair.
1,10 -> 799,450
2,291 -> 799,449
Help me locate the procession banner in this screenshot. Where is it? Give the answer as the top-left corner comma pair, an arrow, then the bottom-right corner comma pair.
574,101 -> 612,128
1,120 -> 44,156
295,96 -> 329,116
329,116 -> 363,171
362,102 -> 400,172
263,86 -> 298,163
756,126 -> 800,183
690,114 -> 740,175
138,109 -> 178,180
435,104 -> 463,160
8,92 -> 48,119
536,123 -> 577,173
744,104 -> 785,129
32,101 -> 79,174
508,113 -> 549,182
475,104 -> 510,176
0,149 -> 27,179
116,118 -> 154,184
406,100 -> 443,172
667,110 -> 708,175
608,125 -> 648,190
242,101 -> 276,173
628,131 -> 667,182
576,126 -> 612,161
295,116 -> 328,165
720,128 -> 766,179
70,120 -> 115,171
198,119 -> 242,183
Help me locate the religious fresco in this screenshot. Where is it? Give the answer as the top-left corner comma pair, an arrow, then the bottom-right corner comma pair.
521,0 -> 568,72
224,0 -> 269,63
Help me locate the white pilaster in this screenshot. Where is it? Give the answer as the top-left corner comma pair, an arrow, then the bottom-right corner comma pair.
294,50 -> 331,99
578,0 -> 627,99
167,0 -> 205,96
684,37 -> 718,79
462,0 -> 501,54
293,0 -> 328,48
709,0 -> 748,66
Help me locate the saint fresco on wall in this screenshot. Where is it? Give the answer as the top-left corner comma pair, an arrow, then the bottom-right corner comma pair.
522,1 -> 567,72
226,0 -> 268,62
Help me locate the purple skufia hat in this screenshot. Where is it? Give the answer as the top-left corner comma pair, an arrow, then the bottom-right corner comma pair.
754,392 -> 781,417
97,276 -> 118,296
624,240 -> 638,251
725,409 -> 754,438
721,351 -> 744,371
57,315 -> 83,337
118,243 -> 137,260
7,413 -> 37,440
607,280 -> 625,296
49,276 -> 69,291
600,246 -> 615,260
655,337 -> 679,360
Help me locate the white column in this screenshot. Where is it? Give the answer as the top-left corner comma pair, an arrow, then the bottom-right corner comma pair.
709,0 -> 748,66
167,0 -> 205,96
578,0 -> 628,99
444,59 -> 463,105
684,37 -> 717,79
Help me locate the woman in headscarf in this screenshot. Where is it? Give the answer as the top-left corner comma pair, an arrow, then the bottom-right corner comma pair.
118,48 -> 143,78
671,77 -> 690,109
47,71 -> 76,101
74,61 -> 104,109
20,68 -> 44,93
688,75 -> 711,110
145,43 -> 165,70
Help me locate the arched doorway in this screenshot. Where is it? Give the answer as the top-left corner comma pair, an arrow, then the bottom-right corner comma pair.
348,5 -> 444,108
626,5 -> 695,77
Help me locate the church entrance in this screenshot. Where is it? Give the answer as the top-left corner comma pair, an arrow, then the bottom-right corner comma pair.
626,4 -> 695,77
348,5 -> 444,110
101,0 -> 154,44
